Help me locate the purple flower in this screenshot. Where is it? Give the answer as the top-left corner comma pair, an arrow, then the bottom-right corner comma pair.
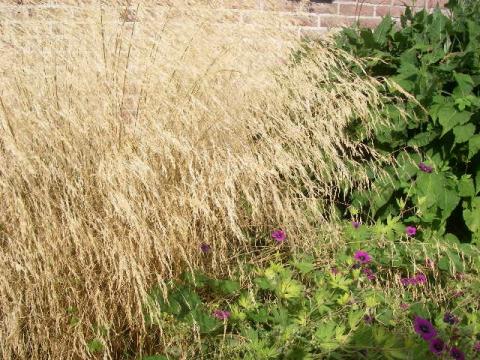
363,268 -> 376,280
401,274 -> 426,286
443,312 -> 458,325
474,342 -> 480,352
414,273 -> 427,285
354,250 -> 372,264
429,338 -> 445,356
419,162 -> 433,173
406,226 -> 417,236
449,347 -> 465,360
413,316 -> 437,340
352,221 -> 361,229
213,310 -> 231,320
364,315 -> 374,325
453,273 -> 465,280
200,243 -> 211,253
331,267 -> 340,275
400,303 -> 410,310
271,229 -> 286,243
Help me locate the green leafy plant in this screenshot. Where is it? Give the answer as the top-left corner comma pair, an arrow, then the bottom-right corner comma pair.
143,224 -> 480,359
334,0 -> 480,245
86,339 -> 104,354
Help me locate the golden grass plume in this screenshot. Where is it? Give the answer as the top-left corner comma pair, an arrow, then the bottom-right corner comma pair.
0,1 -> 386,358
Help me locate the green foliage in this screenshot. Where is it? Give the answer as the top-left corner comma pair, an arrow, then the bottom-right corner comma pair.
86,339 -> 104,354
145,279 -> 230,334
144,222 -> 479,359
335,1 -> 480,245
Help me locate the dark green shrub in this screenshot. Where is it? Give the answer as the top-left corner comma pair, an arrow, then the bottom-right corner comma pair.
144,224 -> 480,359
334,0 -> 480,245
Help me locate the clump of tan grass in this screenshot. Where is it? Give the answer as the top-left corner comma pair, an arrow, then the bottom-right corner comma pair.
0,1 -> 386,358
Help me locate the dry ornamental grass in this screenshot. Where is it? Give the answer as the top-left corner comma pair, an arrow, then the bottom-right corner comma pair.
0,1 -> 387,358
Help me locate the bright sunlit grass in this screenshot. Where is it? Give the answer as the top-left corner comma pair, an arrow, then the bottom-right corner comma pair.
0,1 -> 386,358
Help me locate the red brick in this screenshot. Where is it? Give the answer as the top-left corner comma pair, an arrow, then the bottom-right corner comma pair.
72,7 -> 118,22
356,0 -> 394,5
124,81 -> 142,95
223,0 -> 259,10
319,16 -> 356,28
358,17 -> 383,27
120,7 -> 137,22
298,27 -> 328,39
318,16 -> 383,30
29,7 -> 73,20
339,4 -> 375,16
392,0 -> 428,6
428,0 -> 447,7
375,5 -> 405,17
122,96 -> 138,110
2,7 -> 27,20
241,12 -> 282,26
120,109 -> 137,122
1,0 -> 36,3
208,10 -> 241,24
377,5 -> 428,16
141,7 -> 165,21
8,0 -> 98,3
283,14 -> 318,27
308,2 -> 338,15
259,0 -> 303,11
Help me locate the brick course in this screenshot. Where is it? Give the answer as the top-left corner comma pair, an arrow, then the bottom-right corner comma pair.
0,0 -> 447,35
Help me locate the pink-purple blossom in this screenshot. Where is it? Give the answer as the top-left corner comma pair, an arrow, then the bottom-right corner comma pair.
413,316 -> 437,340
200,243 -> 211,253
414,273 -> 427,284
474,342 -> 480,352
363,268 -> 376,280
401,273 -> 427,286
354,250 -> 372,264
428,338 -> 445,356
449,347 -> 465,360
364,315 -> 374,324
271,229 -> 286,243
453,272 -> 465,280
419,162 -> 433,173
443,312 -> 458,325
352,221 -> 361,229
406,226 -> 417,236
213,310 -> 231,320
331,267 -> 340,275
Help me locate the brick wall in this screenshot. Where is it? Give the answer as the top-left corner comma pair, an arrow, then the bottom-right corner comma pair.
227,0 -> 448,32
0,0 -> 447,117
0,0 -> 448,38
